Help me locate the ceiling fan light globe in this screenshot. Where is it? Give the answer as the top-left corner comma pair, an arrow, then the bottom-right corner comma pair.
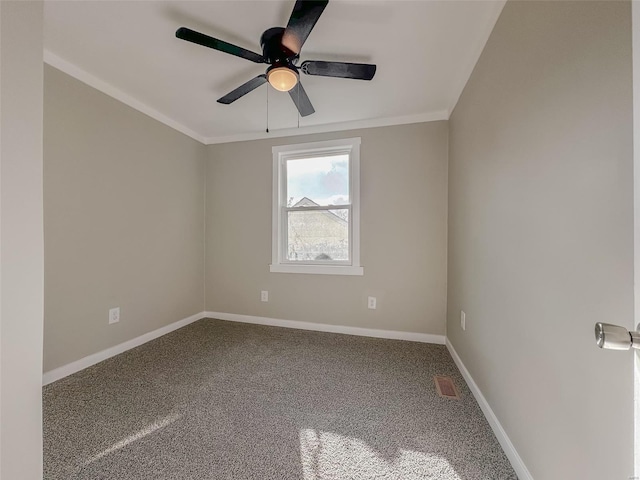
267,67 -> 298,92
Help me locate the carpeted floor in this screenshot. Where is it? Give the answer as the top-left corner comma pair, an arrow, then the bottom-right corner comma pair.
43,319 -> 518,479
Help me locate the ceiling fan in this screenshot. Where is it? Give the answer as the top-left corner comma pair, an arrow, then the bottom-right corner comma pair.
175,0 -> 377,117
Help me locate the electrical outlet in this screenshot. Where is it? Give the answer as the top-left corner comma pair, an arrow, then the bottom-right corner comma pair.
109,307 -> 120,325
461,310 -> 466,331
261,290 -> 269,302
368,296 -> 377,310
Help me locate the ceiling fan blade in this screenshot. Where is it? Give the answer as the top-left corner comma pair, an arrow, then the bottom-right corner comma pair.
217,75 -> 268,104
176,27 -> 266,64
301,61 -> 377,80
289,81 -> 315,117
282,0 -> 329,54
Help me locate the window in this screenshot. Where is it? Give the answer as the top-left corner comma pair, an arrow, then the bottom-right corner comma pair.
271,138 -> 363,275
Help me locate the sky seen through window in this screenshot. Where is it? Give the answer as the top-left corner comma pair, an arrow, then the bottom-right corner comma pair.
286,154 -> 349,207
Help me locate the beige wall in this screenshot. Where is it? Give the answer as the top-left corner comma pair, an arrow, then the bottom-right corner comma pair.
447,1 -> 633,479
206,122 -> 448,335
43,65 -> 206,372
0,2 -> 44,477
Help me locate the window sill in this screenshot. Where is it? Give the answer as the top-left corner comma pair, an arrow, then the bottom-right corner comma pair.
269,264 -> 364,276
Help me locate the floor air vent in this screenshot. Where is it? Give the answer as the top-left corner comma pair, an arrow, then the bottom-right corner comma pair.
434,375 -> 460,400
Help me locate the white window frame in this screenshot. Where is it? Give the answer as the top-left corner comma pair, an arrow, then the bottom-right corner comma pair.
270,137 -> 363,276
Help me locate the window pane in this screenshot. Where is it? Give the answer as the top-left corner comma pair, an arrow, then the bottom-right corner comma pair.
287,209 -> 349,262
286,154 -> 349,207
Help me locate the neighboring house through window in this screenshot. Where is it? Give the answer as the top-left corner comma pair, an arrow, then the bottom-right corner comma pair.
271,138 -> 363,275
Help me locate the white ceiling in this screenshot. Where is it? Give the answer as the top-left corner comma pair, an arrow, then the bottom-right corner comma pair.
43,0 -> 504,144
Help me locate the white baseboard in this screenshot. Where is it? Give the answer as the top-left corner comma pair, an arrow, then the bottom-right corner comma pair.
43,311 -> 444,386
204,311 -> 446,345
446,339 -> 534,480
42,311 -> 207,385
42,310 -> 531,479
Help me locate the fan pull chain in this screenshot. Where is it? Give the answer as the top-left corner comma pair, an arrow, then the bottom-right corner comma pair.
297,84 -> 300,129
266,84 -> 270,133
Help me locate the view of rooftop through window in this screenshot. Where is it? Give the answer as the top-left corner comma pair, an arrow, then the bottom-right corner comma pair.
285,153 -> 350,262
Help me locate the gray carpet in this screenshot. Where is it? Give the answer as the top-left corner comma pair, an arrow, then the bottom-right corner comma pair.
43,319 -> 517,479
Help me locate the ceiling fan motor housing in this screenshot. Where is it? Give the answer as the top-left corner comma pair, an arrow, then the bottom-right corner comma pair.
260,27 -> 298,67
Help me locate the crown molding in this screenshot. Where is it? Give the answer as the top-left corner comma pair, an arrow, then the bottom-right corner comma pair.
44,50 -> 449,147
43,50 -> 208,144
203,110 -> 449,145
